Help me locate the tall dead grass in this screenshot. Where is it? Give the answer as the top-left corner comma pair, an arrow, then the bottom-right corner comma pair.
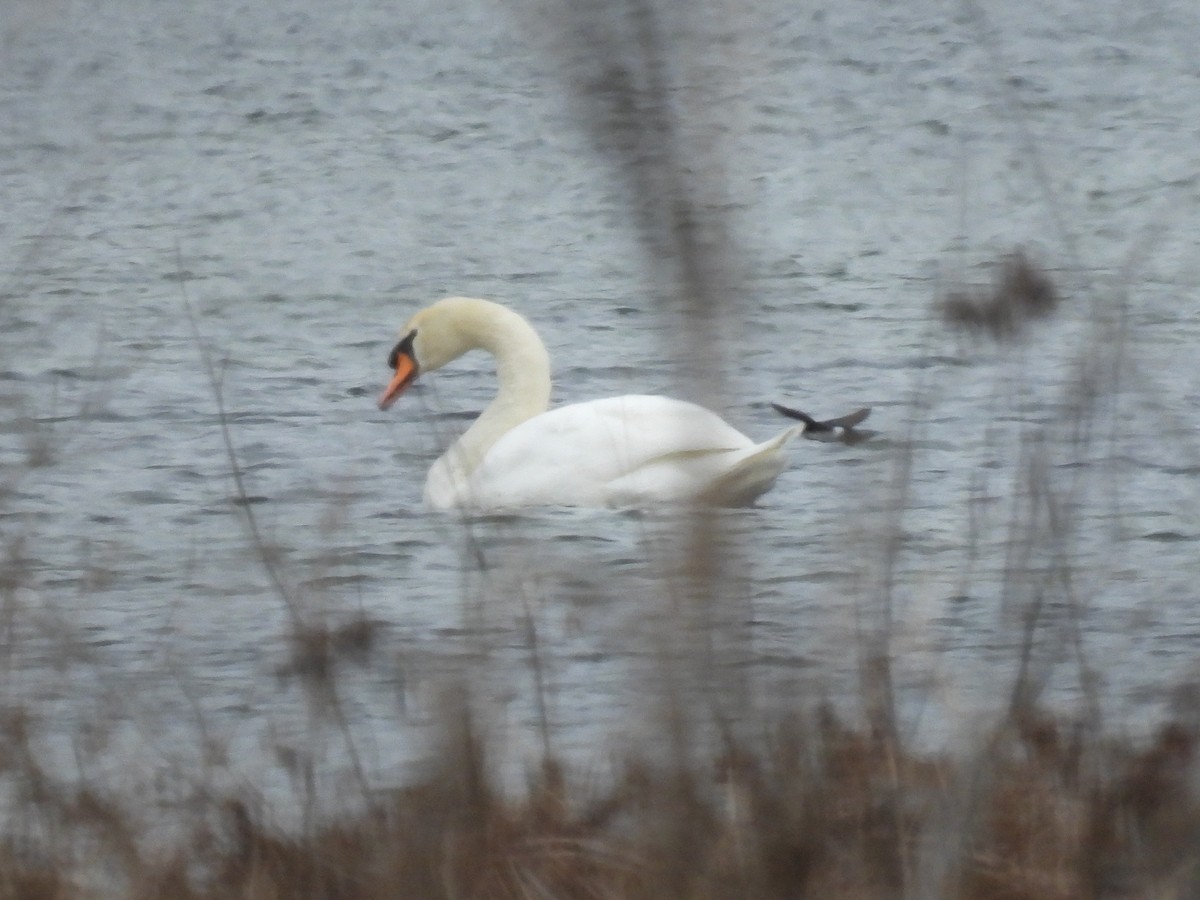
0,682 -> 1194,898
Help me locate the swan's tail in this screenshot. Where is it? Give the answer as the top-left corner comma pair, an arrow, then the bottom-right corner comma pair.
699,425 -> 802,506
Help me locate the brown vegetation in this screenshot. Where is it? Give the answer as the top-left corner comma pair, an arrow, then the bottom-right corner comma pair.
941,250 -> 1062,342
0,689 -> 1195,899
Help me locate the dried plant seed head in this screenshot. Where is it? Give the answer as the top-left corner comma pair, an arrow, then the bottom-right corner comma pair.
940,248 -> 1062,342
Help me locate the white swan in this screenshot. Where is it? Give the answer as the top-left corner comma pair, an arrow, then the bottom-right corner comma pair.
378,297 -> 802,510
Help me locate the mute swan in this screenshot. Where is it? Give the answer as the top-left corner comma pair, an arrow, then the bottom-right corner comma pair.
770,403 -> 875,445
378,296 -> 802,510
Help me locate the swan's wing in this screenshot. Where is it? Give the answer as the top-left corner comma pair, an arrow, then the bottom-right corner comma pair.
463,395 -> 794,508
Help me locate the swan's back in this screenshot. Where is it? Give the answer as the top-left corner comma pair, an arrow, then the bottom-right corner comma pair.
428,395 -> 799,510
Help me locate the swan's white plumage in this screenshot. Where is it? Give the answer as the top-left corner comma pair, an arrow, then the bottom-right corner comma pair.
381,297 -> 801,511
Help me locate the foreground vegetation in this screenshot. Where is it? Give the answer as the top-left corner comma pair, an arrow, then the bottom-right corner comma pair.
0,686 -> 1196,898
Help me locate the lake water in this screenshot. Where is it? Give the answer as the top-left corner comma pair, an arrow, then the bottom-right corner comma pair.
2,0 -> 1199,808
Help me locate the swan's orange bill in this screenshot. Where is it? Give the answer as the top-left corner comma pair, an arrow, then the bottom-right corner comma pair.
378,353 -> 417,410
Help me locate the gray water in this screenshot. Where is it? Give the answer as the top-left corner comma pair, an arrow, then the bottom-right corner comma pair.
2,0 -> 1199,808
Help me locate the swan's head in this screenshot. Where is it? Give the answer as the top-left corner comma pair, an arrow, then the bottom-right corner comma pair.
378,297 -> 496,411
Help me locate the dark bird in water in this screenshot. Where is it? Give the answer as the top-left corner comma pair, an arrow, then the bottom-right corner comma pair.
770,403 -> 874,445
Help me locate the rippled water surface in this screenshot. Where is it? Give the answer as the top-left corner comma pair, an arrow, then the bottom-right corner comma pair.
2,0 -> 1199,799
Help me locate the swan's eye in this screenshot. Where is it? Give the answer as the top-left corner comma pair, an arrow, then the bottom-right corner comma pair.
387,329 -> 417,370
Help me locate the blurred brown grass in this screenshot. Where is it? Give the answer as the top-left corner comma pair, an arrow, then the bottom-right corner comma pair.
940,249 -> 1062,342
0,692 -> 1195,899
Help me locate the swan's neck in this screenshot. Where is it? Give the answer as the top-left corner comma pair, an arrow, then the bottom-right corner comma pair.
443,301 -> 552,477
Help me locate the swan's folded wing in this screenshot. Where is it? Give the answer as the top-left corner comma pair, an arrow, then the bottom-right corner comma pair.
607,423 -> 800,507
465,396 -> 794,508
